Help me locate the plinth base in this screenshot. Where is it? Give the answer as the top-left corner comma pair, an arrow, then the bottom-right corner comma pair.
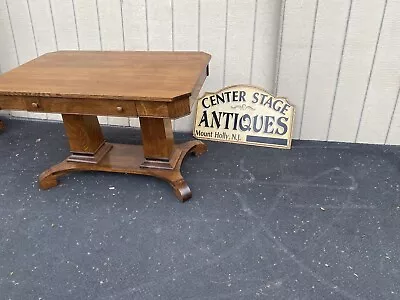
39,140 -> 207,201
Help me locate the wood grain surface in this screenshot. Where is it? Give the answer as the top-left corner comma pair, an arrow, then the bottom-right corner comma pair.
0,51 -> 211,102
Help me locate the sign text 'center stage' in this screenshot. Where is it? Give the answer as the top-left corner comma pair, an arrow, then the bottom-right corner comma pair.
194,85 -> 295,149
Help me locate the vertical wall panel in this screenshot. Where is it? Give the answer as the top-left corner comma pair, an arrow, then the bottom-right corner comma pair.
50,0 -> 79,50
27,0 -> 56,55
43,0 -> 63,121
7,0 -> 38,118
128,0 -> 173,127
147,0 -> 173,50
122,0 -> 148,128
28,0 -> 58,120
74,0 -> 101,50
39,0 -> 60,122
97,0 -> 124,51
173,0 -> 198,51
195,0 -> 227,133
172,0 -> 199,131
224,0 -> 256,86
276,0 -> 318,139
251,0 -> 280,91
328,0 -> 386,142
97,0 -> 127,126
0,0 -> 18,72
357,0 -> 400,144
199,0 -> 226,92
74,0 -> 104,123
386,87 -> 400,145
146,0 -> 173,129
300,0 -> 351,140
0,0 -> 17,118
6,0 -> 37,63
123,0 -> 147,51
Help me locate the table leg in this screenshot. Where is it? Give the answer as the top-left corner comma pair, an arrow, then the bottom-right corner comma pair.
39,114 -> 112,189
138,117 -> 207,200
0,120 -> 4,130
38,115 -> 207,201
139,117 -> 177,169
61,114 -> 112,164
140,117 -> 174,161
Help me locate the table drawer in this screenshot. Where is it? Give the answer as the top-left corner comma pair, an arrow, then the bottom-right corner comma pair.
0,95 -> 26,110
25,97 -> 138,117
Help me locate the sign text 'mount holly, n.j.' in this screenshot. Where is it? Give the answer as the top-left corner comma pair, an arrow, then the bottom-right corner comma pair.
193,85 -> 295,149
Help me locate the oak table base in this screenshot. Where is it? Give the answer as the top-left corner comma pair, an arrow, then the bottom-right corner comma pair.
39,114 -> 207,201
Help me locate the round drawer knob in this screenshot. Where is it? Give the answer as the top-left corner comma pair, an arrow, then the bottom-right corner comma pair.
32,102 -> 39,108
116,106 -> 123,112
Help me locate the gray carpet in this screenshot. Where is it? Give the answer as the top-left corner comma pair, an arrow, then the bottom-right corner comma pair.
1,118 -> 400,299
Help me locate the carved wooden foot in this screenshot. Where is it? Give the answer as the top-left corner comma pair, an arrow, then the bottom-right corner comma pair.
158,141 -> 206,201
157,172 -> 192,202
39,161 -> 77,190
171,179 -> 191,201
39,175 -> 59,190
148,141 -> 206,201
189,140 -> 207,157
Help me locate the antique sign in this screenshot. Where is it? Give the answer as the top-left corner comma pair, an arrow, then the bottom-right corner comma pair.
193,85 -> 295,149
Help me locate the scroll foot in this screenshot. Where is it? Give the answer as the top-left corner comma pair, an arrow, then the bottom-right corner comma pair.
190,141 -> 207,157
39,175 -> 59,190
38,160 -> 75,190
170,178 -> 192,202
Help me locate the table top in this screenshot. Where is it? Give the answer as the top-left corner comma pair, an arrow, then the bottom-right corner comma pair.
0,51 -> 211,102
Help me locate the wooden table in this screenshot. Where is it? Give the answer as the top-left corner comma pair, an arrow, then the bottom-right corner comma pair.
0,51 -> 211,201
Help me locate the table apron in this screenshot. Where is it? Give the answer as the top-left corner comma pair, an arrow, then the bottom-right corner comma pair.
0,95 -> 191,118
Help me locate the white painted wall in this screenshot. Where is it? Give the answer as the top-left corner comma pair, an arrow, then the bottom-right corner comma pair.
277,0 -> 400,145
0,0 -> 399,145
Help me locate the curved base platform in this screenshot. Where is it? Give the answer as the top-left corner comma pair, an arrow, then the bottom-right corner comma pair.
39,140 -> 207,202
